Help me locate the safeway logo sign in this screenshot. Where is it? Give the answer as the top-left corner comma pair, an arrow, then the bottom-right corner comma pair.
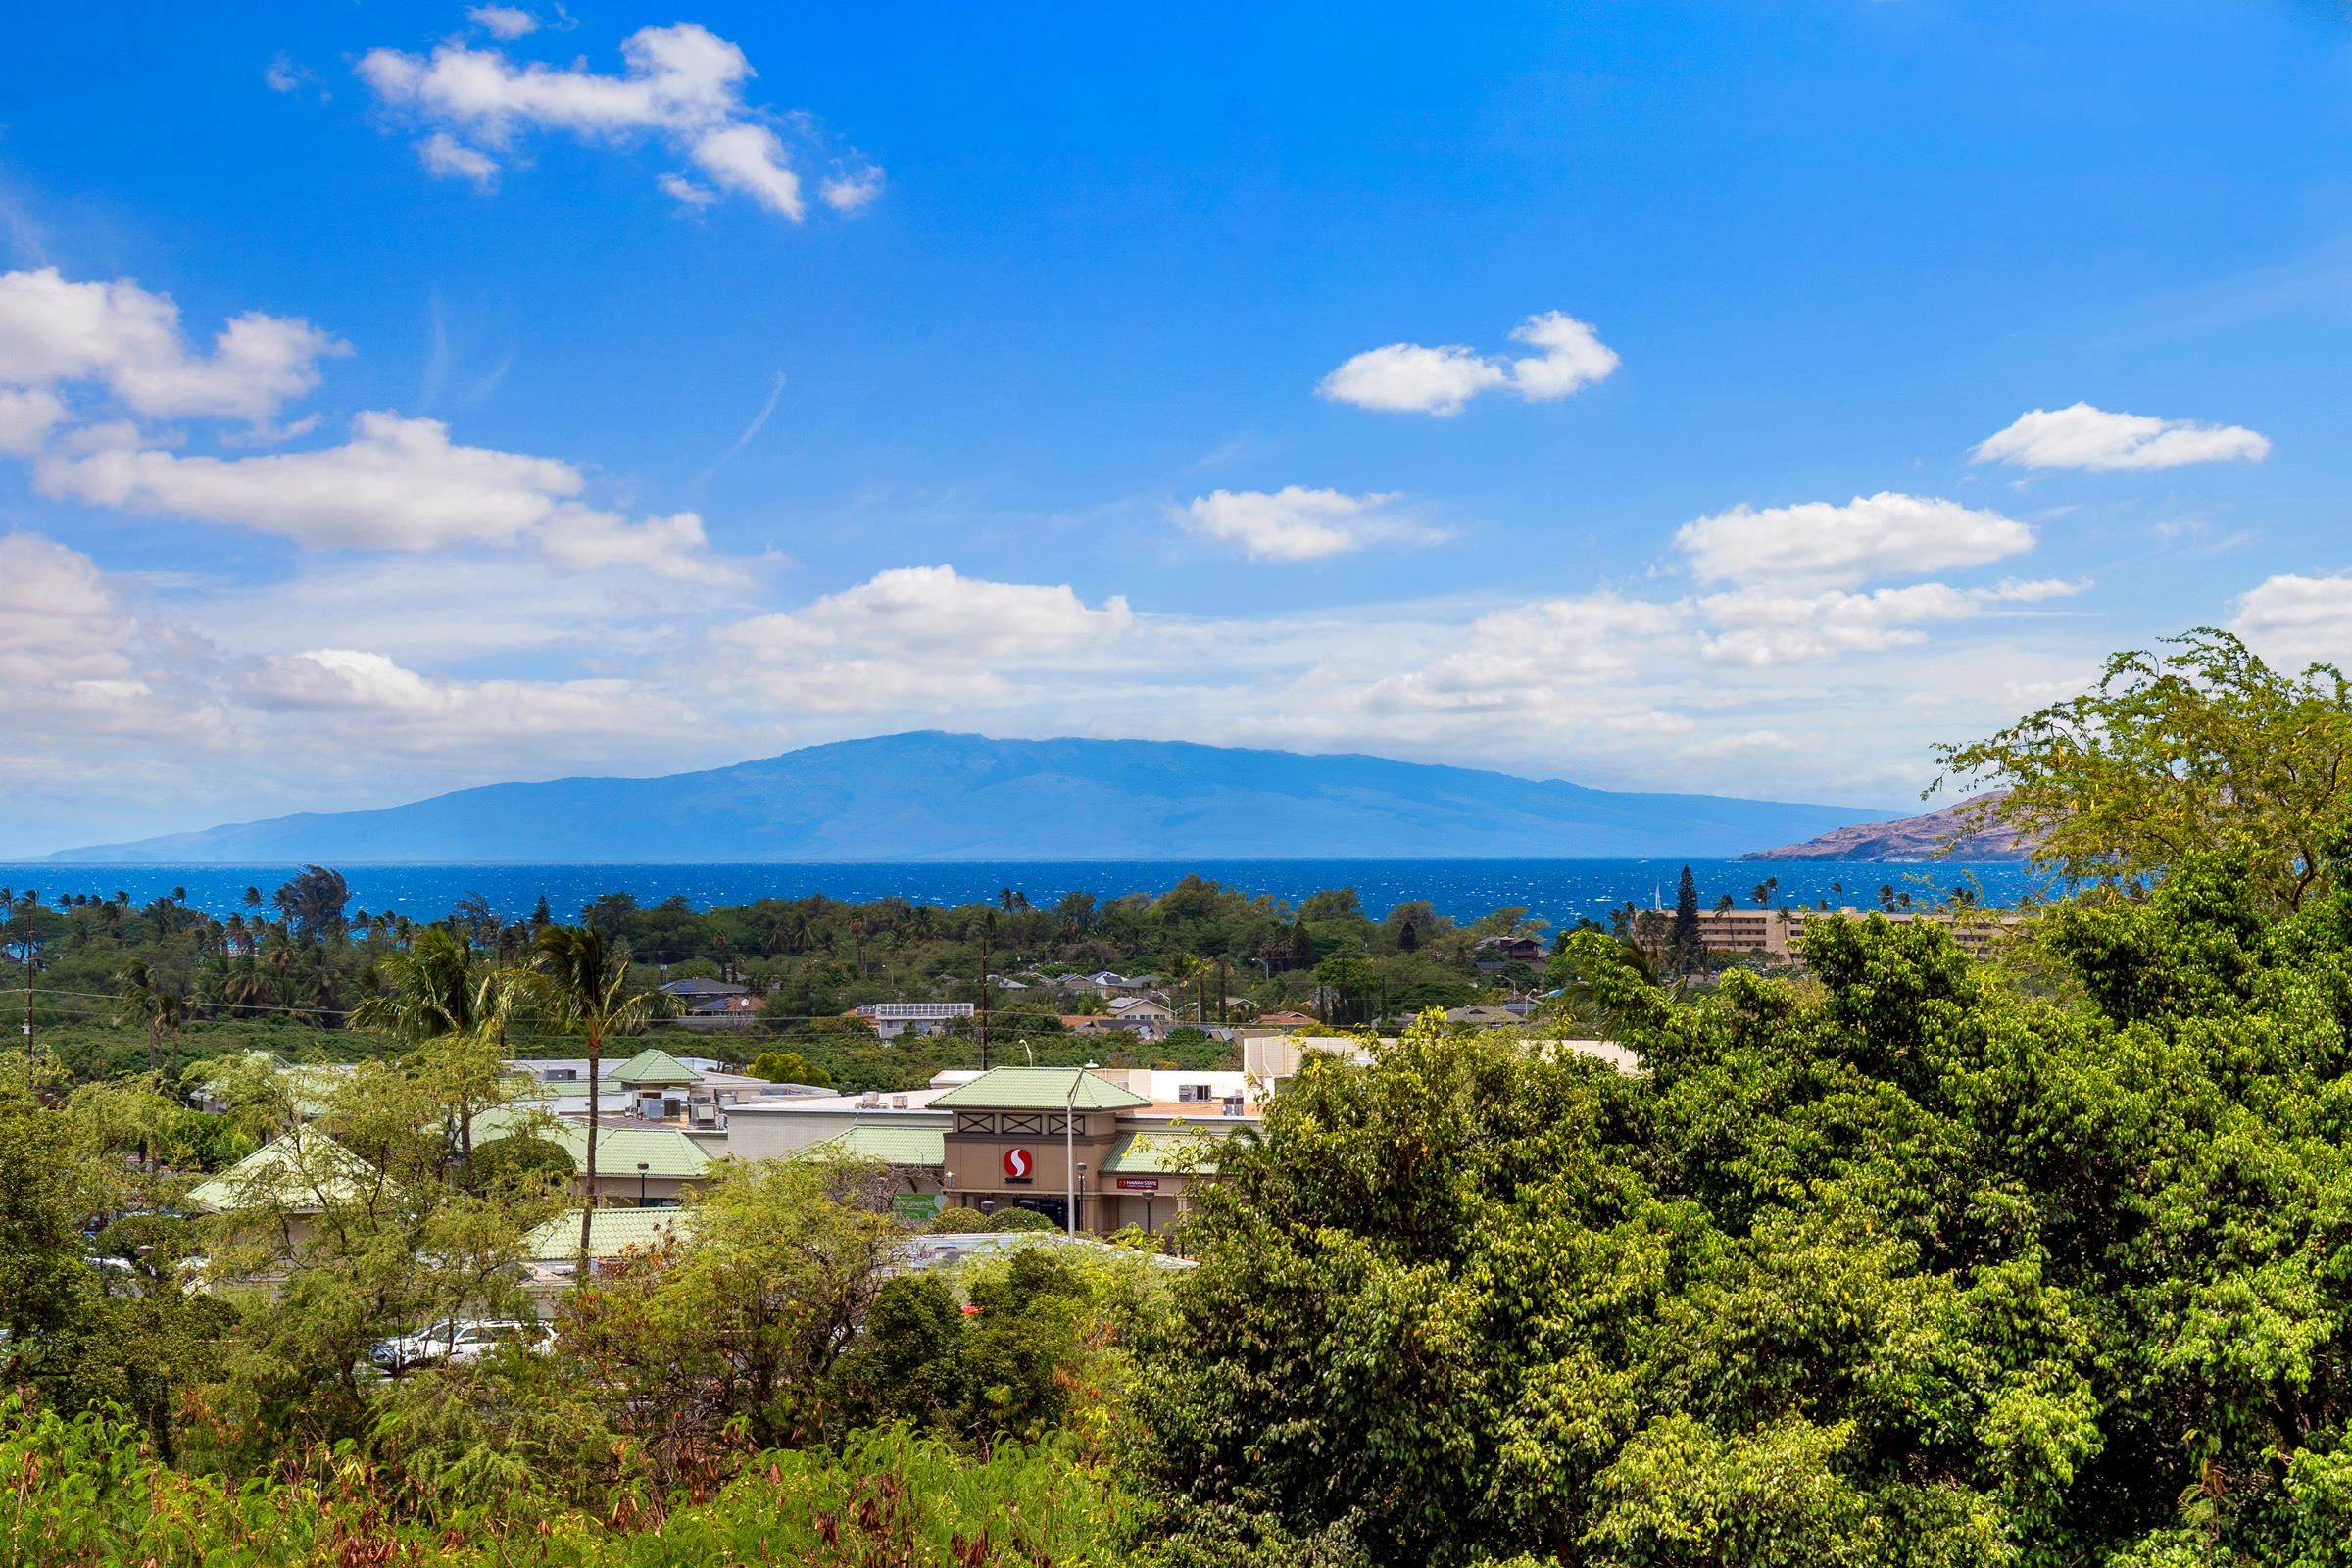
1003,1147 -> 1033,1180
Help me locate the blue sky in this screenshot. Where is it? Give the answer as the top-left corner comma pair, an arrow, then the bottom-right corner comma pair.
2,1 -> 2348,853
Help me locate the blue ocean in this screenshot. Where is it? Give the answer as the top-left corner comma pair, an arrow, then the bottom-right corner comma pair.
2,859 -> 2046,927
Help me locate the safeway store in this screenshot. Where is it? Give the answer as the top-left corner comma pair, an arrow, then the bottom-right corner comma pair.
931,1066 -> 1241,1235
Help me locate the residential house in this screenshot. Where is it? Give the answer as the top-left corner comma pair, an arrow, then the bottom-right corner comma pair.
1473,935 -> 1546,966
1444,1004 -> 1523,1029
1052,970 -> 1154,999
186,1127 -> 384,1257
855,1001 -> 976,1040
658,976 -> 750,1004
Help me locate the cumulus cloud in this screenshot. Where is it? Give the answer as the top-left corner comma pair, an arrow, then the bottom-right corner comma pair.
419,131 -> 499,186
0,267 -> 345,426
467,5 -> 541,38
0,388 -> 65,455
2232,573 -> 2352,667
0,532 -> 142,689
685,122 -> 803,219
1972,402 -> 2271,471
1180,486 -> 1437,562
33,410 -> 741,582
819,165 -> 886,214
717,565 -> 1133,710
358,22 -> 873,220
536,504 -> 744,585
1501,312 -> 1622,401
1675,492 -> 2034,588
1317,310 -> 1618,416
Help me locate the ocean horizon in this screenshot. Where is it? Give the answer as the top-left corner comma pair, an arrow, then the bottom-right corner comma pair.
1,858 -> 2048,928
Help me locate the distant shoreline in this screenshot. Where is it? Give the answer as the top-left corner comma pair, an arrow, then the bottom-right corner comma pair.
0,858 -> 2051,925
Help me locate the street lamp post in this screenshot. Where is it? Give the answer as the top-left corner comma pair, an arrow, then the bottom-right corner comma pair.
1063,1064 -> 1090,1236
635,1160 -> 649,1207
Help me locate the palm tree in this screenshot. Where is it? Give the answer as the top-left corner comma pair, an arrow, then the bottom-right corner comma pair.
534,924 -> 664,1274
116,959 -> 166,1074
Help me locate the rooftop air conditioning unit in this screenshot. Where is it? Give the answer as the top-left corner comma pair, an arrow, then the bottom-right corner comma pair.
892,1094 -> 908,1109
1221,1095 -> 1245,1116
858,1092 -> 883,1109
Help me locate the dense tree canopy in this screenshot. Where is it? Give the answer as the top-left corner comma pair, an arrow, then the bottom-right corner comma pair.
1129,856 -> 2352,1566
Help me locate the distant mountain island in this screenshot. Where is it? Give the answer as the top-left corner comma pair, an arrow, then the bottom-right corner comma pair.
1740,791 -> 2035,862
46,731 -> 1897,865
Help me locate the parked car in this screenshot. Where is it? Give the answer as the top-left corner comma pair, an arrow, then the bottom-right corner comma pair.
369,1319 -> 550,1372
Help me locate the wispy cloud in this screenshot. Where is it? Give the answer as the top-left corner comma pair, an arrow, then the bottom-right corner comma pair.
699,370 -> 787,480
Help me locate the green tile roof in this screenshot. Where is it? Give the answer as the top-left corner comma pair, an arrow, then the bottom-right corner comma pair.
610,1048 -> 704,1087
523,1206 -> 697,1261
187,1130 -> 381,1214
542,1122 -> 714,1181
929,1067 -> 1151,1111
1101,1128 -> 1226,1176
802,1125 -> 946,1167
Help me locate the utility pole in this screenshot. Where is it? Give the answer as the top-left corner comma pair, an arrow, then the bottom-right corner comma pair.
977,913 -> 994,1071
19,891 -> 33,1047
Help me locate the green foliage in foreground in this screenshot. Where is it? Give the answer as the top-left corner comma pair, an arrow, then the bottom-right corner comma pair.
1124,855 -> 2352,1567
0,1399 -> 1115,1567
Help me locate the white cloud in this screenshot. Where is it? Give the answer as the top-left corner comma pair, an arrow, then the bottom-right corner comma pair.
820,165 -> 886,214
1352,593 -> 1687,716
717,565 -> 1133,710
419,132 -> 499,187
0,267 -> 345,425
537,504 -> 745,586
658,172 -> 718,208
1180,486 -> 1437,562
37,412 -> 576,549
0,532 -> 140,688
687,122 -> 802,219
264,55 -> 313,94
2232,573 -> 2352,667
357,22 -> 872,220
33,410 -> 740,582
467,5 -> 541,39
1317,343 -> 1507,416
1675,492 -> 2034,588
1695,578 -> 2083,667
1502,311 -> 1622,401
246,648 -> 673,742
0,388 -> 65,454
1317,310 -> 1618,416
1972,402 -> 2272,472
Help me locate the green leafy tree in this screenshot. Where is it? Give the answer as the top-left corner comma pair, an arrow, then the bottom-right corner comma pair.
1938,627 -> 2352,909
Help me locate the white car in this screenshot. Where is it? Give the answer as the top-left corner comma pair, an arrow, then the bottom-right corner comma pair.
370,1318 -> 550,1372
